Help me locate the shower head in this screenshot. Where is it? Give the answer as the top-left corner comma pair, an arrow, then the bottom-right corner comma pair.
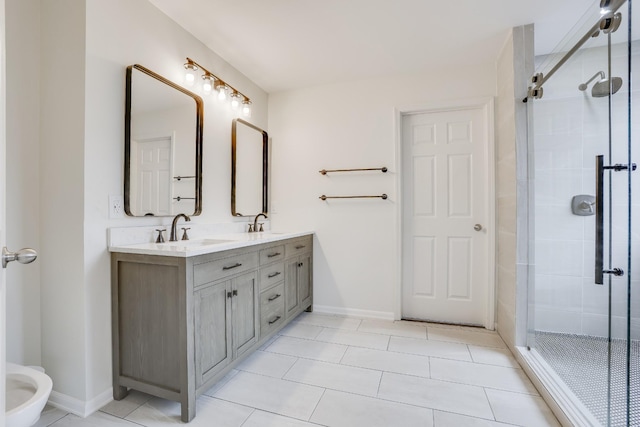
579,71 -> 623,97
591,76 -> 623,97
579,71 -> 605,91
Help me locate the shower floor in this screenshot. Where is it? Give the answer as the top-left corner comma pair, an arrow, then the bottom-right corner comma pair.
535,331 -> 639,427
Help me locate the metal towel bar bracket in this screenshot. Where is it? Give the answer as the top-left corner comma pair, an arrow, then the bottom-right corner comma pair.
173,196 -> 196,201
319,167 -> 387,175
319,194 -> 388,201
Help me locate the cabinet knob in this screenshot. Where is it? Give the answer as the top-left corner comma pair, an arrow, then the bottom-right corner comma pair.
298,262 -> 303,267
227,291 -> 233,299
232,289 -> 238,296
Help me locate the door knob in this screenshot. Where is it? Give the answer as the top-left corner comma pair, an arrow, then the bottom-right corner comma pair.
2,247 -> 37,268
474,224 -> 483,232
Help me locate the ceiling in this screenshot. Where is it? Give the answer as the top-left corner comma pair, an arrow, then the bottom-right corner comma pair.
149,0 -> 597,93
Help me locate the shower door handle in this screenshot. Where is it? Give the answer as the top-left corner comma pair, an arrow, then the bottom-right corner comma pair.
595,155 -> 604,285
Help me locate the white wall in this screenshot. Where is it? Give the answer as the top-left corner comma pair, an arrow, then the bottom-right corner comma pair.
494,25 -> 534,350
7,0 -> 268,410
40,0 -> 87,401
268,66 -> 497,318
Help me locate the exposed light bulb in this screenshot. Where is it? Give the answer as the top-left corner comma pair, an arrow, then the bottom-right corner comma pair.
216,82 -> 228,101
202,74 -> 214,94
242,100 -> 252,118
183,61 -> 198,87
230,92 -> 241,110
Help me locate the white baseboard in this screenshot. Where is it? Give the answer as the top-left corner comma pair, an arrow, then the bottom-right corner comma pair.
313,305 -> 394,321
48,387 -> 113,418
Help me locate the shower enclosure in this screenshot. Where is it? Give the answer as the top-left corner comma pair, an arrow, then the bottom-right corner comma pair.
525,0 -> 637,425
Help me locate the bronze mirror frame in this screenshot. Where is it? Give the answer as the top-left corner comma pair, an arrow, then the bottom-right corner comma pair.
231,118 -> 268,217
124,64 -> 204,216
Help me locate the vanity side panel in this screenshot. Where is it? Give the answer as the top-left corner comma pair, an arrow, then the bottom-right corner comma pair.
116,258 -> 182,391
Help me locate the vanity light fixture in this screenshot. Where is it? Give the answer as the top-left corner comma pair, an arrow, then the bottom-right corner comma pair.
215,80 -> 228,101
242,99 -> 252,118
230,91 -> 241,110
183,60 -> 198,87
183,57 -> 252,117
201,72 -> 214,95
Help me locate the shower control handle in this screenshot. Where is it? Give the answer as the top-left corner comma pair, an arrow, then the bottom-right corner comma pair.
473,224 -> 483,232
595,155 -> 604,285
2,247 -> 37,269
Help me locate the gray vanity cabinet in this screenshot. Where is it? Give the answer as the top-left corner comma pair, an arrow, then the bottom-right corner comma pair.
194,271 -> 258,388
111,234 -> 312,423
284,237 -> 313,319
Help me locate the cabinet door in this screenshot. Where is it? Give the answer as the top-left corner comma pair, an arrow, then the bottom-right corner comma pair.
298,254 -> 312,310
195,281 -> 232,388
232,272 -> 259,357
285,259 -> 300,318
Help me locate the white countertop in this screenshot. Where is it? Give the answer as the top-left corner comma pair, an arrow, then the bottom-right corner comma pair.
108,231 -> 314,257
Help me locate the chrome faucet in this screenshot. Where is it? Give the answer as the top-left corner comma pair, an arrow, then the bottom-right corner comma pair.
170,213 -> 191,241
251,213 -> 267,233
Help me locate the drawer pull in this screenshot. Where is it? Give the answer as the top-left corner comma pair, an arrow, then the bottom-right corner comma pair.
295,245 -> 306,249
267,252 -> 281,258
268,315 -> 282,325
222,262 -> 243,270
268,271 -> 281,278
268,293 -> 282,302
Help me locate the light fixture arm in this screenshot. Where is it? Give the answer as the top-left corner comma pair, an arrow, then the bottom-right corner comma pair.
185,57 -> 251,103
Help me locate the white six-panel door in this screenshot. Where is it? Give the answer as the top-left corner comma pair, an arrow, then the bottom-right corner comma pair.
401,106 -> 489,326
132,136 -> 172,216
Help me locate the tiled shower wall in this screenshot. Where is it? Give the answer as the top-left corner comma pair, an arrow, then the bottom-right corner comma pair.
533,42 -> 640,339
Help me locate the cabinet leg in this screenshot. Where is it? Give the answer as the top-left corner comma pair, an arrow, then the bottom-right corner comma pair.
113,385 -> 128,401
181,393 -> 196,422
305,304 -> 313,312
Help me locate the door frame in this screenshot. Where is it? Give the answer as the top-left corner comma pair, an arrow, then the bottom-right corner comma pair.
393,97 -> 496,329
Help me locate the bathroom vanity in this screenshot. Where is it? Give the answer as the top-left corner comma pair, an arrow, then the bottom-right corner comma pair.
109,232 -> 312,422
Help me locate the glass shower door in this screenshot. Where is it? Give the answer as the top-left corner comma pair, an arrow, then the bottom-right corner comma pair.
526,1 -> 635,425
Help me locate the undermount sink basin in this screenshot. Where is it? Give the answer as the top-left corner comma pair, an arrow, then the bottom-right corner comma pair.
161,239 -> 233,247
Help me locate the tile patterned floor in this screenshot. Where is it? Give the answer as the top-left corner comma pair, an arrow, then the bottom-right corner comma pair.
35,313 -> 560,427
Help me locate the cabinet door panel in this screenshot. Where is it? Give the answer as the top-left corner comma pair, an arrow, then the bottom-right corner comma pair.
232,272 -> 258,357
299,255 -> 312,309
195,281 -> 232,387
285,259 -> 299,317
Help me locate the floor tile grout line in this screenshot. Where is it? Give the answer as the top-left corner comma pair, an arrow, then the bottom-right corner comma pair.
105,411 -> 148,427
237,407 -> 256,427
482,386 -> 500,422
307,387 -> 328,425
210,395 -> 318,424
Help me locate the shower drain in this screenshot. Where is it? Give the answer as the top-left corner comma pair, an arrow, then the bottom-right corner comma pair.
535,332 -> 639,427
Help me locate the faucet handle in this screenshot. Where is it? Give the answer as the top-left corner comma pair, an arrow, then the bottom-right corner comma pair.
247,223 -> 254,233
181,227 -> 190,241
258,223 -> 264,232
155,229 -> 166,243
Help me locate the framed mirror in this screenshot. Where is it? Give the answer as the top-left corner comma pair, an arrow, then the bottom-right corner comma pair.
231,118 -> 268,217
125,64 -> 203,217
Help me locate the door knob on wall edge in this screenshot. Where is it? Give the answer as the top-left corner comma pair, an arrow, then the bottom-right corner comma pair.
2,247 -> 37,268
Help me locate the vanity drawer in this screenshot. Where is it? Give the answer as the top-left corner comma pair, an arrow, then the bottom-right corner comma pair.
259,245 -> 285,265
260,283 -> 284,310
193,252 -> 258,286
285,236 -> 312,258
260,262 -> 285,291
260,284 -> 285,335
